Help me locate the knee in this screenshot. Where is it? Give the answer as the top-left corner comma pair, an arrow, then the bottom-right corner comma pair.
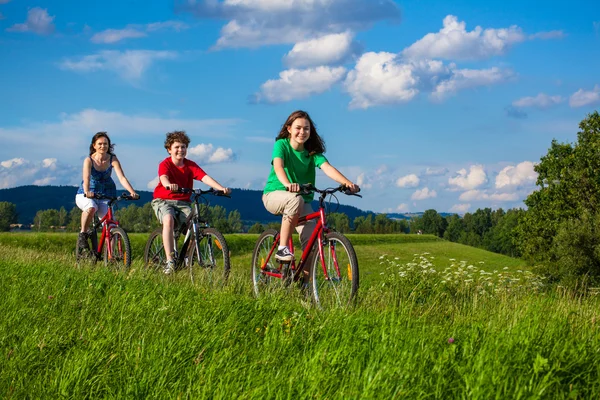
162,215 -> 174,228
85,207 -> 97,216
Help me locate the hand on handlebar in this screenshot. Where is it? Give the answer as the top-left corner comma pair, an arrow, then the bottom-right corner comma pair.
343,183 -> 360,194
84,191 -> 95,198
167,183 -> 179,192
286,183 -> 300,193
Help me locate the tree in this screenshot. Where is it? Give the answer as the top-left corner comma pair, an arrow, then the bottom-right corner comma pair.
328,213 -> 350,233
0,202 -> 18,231
518,111 -> 600,282
67,207 -> 82,232
58,206 -> 68,227
443,214 -> 464,242
248,223 -> 264,234
412,209 -> 447,237
33,209 -> 60,231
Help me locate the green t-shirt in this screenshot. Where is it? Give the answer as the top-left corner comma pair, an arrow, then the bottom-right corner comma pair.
263,138 -> 328,202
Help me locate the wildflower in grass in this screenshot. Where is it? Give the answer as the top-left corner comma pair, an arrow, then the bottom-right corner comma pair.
47,295 -> 54,300
448,338 -> 455,344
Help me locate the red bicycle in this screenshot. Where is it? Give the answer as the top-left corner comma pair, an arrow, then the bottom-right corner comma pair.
75,193 -> 138,269
251,184 -> 361,308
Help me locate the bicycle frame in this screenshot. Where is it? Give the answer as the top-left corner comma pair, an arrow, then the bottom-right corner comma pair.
261,200 -> 332,282
90,199 -> 122,260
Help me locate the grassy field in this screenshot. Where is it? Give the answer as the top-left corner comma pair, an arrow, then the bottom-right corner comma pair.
1,232 -> 599,398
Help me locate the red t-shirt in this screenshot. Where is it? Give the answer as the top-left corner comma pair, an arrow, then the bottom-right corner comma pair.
153,157 -> 207,201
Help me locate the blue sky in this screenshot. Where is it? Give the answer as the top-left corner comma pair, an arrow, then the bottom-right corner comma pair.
0,0 -> 599,214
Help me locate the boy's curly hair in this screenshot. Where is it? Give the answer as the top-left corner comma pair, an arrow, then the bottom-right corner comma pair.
164,131 -> 191,151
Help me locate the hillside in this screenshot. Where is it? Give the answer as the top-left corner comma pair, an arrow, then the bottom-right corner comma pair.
0,185 -> 374,224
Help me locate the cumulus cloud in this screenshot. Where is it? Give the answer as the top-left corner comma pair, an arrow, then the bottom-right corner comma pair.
425,167 -> 449,176
7,7 -> 55,35
449,203 -> 470,213
396,174 -> 420,188
188,143 -> 236,164
283,31 -> 359,68
253,66 -> 346,103
448,165 -> 487,191
459,190 -> 519,202
356,173 -> 372,189
495,161 -> 537,189
0,157 -> 79,189
411,187 -> 437,200
512,93 -> 564,109
396,203 -> 409,212
180,0 -> 400,48
344,52 -> 512,108
147,176 -> 160,190
431,66 -> 514,101
402,15 -> 526,61
90,20 -> 189,44
59,50 -> 178,82
529,30 -> 565,40
569,85 -> 600,108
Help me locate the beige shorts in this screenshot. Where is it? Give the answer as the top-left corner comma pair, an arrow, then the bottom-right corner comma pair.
151,198 -> 192,227
262,191 -> 316,247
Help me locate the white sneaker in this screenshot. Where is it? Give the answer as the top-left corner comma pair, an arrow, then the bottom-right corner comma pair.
164,260 -> 175,275
275,247 -> 294,262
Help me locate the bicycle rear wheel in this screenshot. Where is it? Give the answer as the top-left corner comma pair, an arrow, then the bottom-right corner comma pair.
104,226 -> 132,270
187,227 -> 230,285
311,232 -> 359,309
252,229 -> 290,297
144,227 -> 166,271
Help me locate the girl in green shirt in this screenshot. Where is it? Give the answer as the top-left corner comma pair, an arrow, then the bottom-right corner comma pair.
262,110 -> 360,265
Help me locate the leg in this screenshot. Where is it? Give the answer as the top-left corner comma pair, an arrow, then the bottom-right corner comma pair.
296,204 -> 316,285
162,214 -> 176,261
263,191 -> 303,262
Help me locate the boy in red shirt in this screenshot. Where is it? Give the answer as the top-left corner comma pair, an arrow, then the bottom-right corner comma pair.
152,131 -> 231,274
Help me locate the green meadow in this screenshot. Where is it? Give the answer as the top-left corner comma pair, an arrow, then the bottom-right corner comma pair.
1,232 -> 599,399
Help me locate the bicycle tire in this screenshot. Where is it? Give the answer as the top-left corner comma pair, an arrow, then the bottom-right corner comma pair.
104,226 -> 132,270
251,229 -> 288,297
187,227 -> 230,285
144,227 -> 166,271
311,231 -> 359,309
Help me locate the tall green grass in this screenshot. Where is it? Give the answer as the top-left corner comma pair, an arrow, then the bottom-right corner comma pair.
1,234 -> 599,398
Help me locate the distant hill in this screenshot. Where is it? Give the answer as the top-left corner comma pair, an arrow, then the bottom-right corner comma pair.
386,212 -> 456,220
0,185 -> 374,225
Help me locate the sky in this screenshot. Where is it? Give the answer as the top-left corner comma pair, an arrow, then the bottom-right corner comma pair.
0,0 -> 599,215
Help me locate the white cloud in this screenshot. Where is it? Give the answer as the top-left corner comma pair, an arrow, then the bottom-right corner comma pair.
147,176 -> 160,190
7,7 -> 55,35
449,203 -> 470,213
495,161 -> 537,189
254,66 -> 346,103
344,52 -> 511,108
431,66 -> 514,101
512,93 -> 564,109
569,85 -> 600,108
411,187 -> 437,200
448,165 -> 487,190
396,203 -> 409,212
59,50 -> 178,82
284,31 -> 358,68
425,167 -> 449,176
90,20 -> 189,44
0,157 -> 78,189
91,28 -> 147,44
356,172 -> 372,189
396,173 -> 420,188
188,143 -> 236,164
529,30 -> 565,40
402,15 -> 525,61
181,0 -> 400,49
459,190 -> 519,202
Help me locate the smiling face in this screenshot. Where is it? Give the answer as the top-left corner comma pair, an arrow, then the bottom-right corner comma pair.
93,136 -> 110,155
168,141 -> 187,164
287,117 -> 311,150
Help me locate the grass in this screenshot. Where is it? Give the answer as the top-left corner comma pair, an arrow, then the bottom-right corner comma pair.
1,233 -> 599,398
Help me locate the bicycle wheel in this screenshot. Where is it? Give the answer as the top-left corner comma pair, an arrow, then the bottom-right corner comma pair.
251,229 -> 288,297
144,227 -> 166,271
104,226 -> 132,270
311,232 -> 359,309
187,227 -> 230,285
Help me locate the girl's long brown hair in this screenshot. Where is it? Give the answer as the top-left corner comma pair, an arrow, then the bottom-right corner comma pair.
275,110 -> 326,155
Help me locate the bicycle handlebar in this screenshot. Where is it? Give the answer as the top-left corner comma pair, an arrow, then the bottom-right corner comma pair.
165,187 -> 231,198
84,192 -> 139,201
294,183 -> 362,198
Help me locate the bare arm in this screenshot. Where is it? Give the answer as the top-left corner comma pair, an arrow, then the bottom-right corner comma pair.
201,175 -> 231,195
320,162 -> 359,193
82,158 -> 92,196
273,157 -> 300,192
112,156 -> 139,198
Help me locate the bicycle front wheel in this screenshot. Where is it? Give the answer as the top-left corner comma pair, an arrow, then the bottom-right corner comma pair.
251,229 -> 286,297
311,232 -> 359,309
104,226 -> 132,270
187,227 -> 230,285
144,227 -> 166,271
